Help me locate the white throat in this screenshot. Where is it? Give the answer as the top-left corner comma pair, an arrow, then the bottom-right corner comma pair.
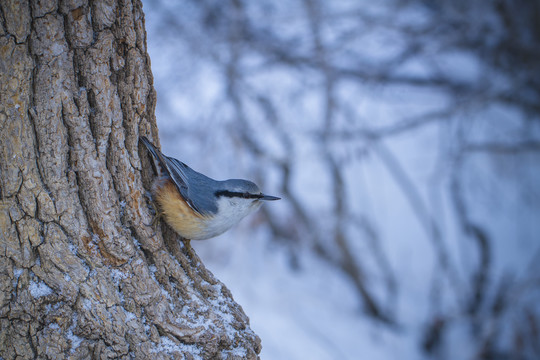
202,197 -> 261,239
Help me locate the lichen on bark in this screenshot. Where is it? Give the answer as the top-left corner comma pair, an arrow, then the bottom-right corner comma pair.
0,1 -> 261,359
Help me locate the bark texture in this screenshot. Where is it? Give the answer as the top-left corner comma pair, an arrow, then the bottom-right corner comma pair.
0,1 -> 261,358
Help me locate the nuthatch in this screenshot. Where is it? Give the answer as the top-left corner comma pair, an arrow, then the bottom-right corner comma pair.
140,136 -> 280,240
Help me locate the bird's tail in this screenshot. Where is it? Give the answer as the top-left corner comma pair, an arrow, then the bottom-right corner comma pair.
140,136 -> 169,176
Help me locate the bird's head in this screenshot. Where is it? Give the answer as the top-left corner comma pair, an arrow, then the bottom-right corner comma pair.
214,179 -> 280,217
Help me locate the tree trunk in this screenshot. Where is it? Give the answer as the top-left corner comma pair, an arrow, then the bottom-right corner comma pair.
0,1 -> 261,358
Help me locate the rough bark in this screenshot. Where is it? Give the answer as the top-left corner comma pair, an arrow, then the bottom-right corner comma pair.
0,1 -> 261,359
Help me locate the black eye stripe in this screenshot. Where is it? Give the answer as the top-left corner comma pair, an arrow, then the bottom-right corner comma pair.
215,190 -> 263,199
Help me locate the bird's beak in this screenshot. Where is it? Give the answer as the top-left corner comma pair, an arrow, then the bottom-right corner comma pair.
260,194 -> 281,201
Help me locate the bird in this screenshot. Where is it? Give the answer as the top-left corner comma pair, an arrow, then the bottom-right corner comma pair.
140,136 -> 280,240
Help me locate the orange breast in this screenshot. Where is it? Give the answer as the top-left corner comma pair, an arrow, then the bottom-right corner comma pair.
153,179 -> 208,239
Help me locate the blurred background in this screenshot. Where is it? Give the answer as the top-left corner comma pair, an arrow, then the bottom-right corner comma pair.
143,0 -> 540,359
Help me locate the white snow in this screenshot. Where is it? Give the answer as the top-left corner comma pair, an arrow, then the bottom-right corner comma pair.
12,267 -> 23,287
67,313 -> 83,353
29,279 -> 53,298
110,268 -> 128,286
151,336 -> 202,359
82,298 -> 92,311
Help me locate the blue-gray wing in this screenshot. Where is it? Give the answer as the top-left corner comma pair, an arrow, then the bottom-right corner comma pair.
140,136 -> 218,215
165,157 -> 219,215
166,157 -> 219,215
162,156 -> 190,198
